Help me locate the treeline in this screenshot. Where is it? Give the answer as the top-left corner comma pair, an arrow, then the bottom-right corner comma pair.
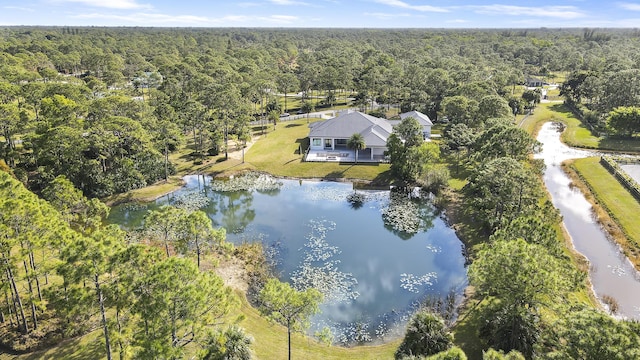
0,168 -> 254,359
559,35 -> 640,136
431,98 -> 640,358
3,27 -> 640,197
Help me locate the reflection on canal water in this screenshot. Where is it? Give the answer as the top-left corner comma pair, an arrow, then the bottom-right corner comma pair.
109,175 -> 468,343
535,122 -> 640,319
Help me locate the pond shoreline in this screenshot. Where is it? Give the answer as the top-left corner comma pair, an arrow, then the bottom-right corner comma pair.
103,168 -> 399,207
108,173 -> 468,346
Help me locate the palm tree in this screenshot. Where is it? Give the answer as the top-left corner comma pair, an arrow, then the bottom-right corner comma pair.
347,133 -> 366,163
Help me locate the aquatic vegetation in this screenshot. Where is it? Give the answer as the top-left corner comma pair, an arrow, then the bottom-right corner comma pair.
172,191 -> 210,212
302,183 -> 353,202
400,273 -> 437,293
121,202 -> 148,212
381,191 -> 435,234
346,192 -> 367,209
291,219 -> 359,303
210,172 -> 283,192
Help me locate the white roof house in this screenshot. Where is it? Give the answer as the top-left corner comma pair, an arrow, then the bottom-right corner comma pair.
305,110 -> 432,162
391,110 -> 433,140
307,111 -> 393,162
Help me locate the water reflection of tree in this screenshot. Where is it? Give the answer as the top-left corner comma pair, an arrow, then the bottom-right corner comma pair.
216,190 -> 256,233
256,187 -> 281,197
381,188 -> 436,240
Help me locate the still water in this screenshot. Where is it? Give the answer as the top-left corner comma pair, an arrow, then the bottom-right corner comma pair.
109,175 -> 468,343
620,164 -> 640,184
535,122 -> 640,319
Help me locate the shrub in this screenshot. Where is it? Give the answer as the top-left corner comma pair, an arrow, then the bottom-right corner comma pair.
208,147 -> 220,156
200,325 -> 253,360
482,348 -> 525,360
427,347 -> 468,360
421,166 -> 450,193
395,311 -> 453,359
479,306 -> 540,359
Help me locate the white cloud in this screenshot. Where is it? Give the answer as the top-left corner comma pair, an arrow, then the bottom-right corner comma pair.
618,2 -> 640,11
447,19 -> 468,23
4,6 -> 34,12
72,12 -> 209,24
70,12 -> 300,26
364,12 -> 413,19
375,0 -> 448,12
237,2 -> 262,7
51,0 -> 152,10
270,0 -> 310,5
267,15 -> 299,23
469,5 -> 585,19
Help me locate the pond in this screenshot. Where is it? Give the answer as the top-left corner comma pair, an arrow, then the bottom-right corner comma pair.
109,174 -> 468,344
535,122 -> 640,319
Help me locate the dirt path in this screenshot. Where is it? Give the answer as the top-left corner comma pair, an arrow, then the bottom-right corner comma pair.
215,257 -> 249,293
227,138 -> 257,160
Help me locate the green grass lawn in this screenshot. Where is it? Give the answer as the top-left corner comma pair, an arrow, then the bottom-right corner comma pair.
518,102 -> 600,147
200,118 -> 392,184
520,102 -> 640,153
237,294 -> 399,360
569,157 -> 640,266
244,120 -> 392,182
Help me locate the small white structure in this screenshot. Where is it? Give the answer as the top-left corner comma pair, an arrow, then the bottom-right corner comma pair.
388,110 -> 433,140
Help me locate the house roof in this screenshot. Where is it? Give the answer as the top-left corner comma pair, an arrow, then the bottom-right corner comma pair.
399,111 -> 433,126
308,111 -> 392,147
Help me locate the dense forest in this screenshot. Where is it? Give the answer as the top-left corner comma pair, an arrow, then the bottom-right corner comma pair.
2,27 -> 640,359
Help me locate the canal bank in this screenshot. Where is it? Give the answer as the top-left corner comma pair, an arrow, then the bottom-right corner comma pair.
535,122 -> 640,319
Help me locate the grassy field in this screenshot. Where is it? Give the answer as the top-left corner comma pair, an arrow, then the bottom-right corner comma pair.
566,157 -> 640,267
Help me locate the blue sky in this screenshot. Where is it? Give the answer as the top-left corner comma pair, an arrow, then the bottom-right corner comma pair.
1,0 -> 640,28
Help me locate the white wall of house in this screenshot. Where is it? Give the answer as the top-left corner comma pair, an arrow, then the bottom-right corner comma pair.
423,126 -> 432,139
310,137 -> 353,150
310,137 -> 327,150
372,147 -> 386,157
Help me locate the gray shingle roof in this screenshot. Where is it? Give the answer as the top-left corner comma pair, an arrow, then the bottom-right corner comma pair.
399,111 -> 433,126
308,111 -> 392,147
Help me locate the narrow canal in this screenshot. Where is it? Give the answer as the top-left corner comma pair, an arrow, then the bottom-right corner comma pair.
535,122 -> 640,319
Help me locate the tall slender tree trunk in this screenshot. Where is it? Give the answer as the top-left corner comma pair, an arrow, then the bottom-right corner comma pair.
29,252 -> 42,302
224,120 -> 229,160
287,319 -> 292,360
22,259 -> 37,330
115,306 -> 125,360
164,141 -> 169,181
171,301 -> 177,347
5,288 -> 15,326
164,239 -> 170,258
195,238 -> 201,270
6,266 -> 28,334
95,273 -> 112,360
4,288 -> 17,326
